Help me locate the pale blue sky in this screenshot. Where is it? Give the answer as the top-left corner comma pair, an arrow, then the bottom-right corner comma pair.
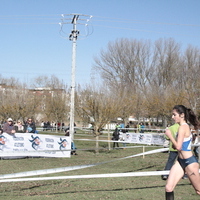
1,0 -> 200,87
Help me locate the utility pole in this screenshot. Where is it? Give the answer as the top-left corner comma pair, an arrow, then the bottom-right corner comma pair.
69,15 -> 79,141
60,13 -> 92,146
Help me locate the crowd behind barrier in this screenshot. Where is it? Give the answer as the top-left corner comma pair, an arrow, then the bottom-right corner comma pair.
0,118 -> 38,135
0,132 -> 71,159
0,120 -> 69,134
40,121 -> 67,132
1,119 -> 200,160
0,118 -> 78,159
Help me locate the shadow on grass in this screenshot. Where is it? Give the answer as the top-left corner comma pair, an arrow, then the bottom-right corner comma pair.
125,165 -> 156,172
30,182 -> 191,196
0,182 -> 190,197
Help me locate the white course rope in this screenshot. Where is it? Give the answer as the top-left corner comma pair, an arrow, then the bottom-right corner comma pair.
1,169 -> 200,183
0,171 -> 169,183
74,138 -> 158,144
0,147 -> 168,180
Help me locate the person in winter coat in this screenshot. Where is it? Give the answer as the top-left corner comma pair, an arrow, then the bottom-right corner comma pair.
112,126 -> 120,149
24,118 -> 36,133
3,118 -> 16,135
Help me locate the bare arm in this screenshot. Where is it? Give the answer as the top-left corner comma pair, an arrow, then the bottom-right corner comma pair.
165,126 -> 184,151
165,129 -> 177,147
175,126 -> 185,151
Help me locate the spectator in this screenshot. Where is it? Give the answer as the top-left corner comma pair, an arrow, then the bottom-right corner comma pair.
122,123 -> 130,149
161,123 -> 179,180
3,118 -> 16,135
46,121 -> 51,130
137,123 -> 141,133
64,127 -> 77,155
140,123 -> 145,133
64,127 -> 70,136
112,124 -> 121,149
51,121 -> 55,131
24,118 -> 36,133
193,130 -> 200,160
62,122 -> 65,131
40,121 -> 44,129
134,124 -> 137,133
125,123 -> 130,132
43,122 -> 47,131
14,120 -> 25,133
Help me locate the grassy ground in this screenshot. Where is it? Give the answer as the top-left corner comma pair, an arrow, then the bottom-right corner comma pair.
0,131 -> 199,200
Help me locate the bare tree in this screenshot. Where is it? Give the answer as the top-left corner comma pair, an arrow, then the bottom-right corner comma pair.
75,84 -> 120,153
31,75 -> 65,89
31,75 -> 69,124
44,89 -> 69,128
93,38 -> 153,123
93,38 -> 192,125
94,38 -> 151,92
181,45 -> 200,112
149,38 -> 181,88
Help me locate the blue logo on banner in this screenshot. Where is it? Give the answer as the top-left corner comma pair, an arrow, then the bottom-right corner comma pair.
58,138 -> 68,150
139,134 -> 144,142
29,135 -> 41,150
0,135 -> 6,150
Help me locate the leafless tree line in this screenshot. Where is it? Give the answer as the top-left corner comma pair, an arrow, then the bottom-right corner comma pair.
0,75 -> 69,125
76,38 -> 200,146
93,38 -> 200,118
1,38 -> 200,152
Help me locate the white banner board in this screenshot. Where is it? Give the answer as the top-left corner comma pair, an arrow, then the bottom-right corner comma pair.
121,132 -> 165,145
0,133 -> 71,158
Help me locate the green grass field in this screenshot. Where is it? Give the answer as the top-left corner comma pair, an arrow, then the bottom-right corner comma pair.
0,131 -> 199,200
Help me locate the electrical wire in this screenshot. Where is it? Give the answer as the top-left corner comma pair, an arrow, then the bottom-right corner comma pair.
92,15 -> 200,27
0,14 -> 200,27
0,14 -> 61,18
0,14 -> 199,38
0,23 -> 59,25
91,24 -> 186,37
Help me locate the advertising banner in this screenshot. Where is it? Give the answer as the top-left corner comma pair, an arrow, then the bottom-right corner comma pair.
151,134 -> 165,145
122,132 -> 165,145
0,133 -> 71,158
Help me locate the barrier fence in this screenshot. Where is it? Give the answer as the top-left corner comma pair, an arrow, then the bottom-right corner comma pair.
0,146 -> 200,183
0,147 -> 169,182
0,131 -> 200,159
0,130 -> 199,184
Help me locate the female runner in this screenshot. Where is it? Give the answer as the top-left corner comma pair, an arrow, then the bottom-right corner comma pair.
165,105 -> 200,200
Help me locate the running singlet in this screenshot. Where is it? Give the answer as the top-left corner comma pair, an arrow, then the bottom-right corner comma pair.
180,123 -> 192,151
181,135 -> 192,151
176,123 -> 192,151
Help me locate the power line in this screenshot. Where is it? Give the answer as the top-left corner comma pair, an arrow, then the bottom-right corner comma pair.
0,14 -> 61,18
0,23 -> 59,25
92,15 -> 200,27
0,14 -> 199,27
92,24 -> 200,38
0,14 -> 199,39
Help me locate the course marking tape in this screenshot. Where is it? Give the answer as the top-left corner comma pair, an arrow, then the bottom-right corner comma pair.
0,171 -> 170,182
0,168 -> 200,183
74,137 -> 200,147
74,138 -> 156,144
0,147 -> 168,180
74,138 -> 126,143
0,145 -> 160,155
